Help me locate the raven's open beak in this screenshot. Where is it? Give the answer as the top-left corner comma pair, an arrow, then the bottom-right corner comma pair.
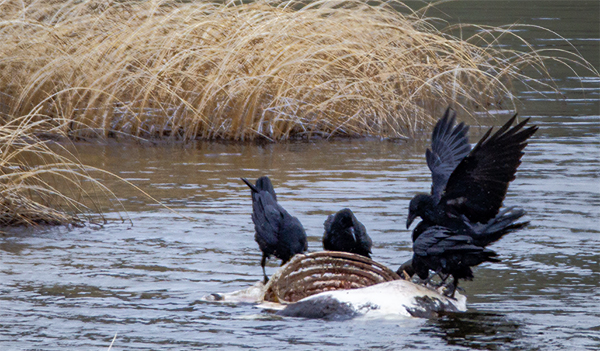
406,212 -> 416,229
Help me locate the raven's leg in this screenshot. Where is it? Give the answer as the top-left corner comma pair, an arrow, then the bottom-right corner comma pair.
444,276 -> 458,298
261,254 -> 269,284
430,273 -> 450,288
421,268 -> 443,285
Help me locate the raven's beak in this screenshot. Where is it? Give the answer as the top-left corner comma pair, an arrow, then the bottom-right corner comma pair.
406,212 -> 416,229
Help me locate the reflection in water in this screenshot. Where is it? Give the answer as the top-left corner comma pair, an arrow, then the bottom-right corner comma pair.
423,312 -> 523,350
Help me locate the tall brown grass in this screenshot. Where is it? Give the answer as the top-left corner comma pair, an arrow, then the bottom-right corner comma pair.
0,0 -> 596,141
0,112 -> 122,226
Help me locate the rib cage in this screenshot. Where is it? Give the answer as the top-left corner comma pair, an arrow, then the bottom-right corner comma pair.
264,251 -> 400,304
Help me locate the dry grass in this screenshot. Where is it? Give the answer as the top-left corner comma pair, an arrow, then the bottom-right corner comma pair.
0,0 -> 596,141
0,112 -> 123,226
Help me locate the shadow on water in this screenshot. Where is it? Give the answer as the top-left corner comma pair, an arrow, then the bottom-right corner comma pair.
422,311 -> 529,351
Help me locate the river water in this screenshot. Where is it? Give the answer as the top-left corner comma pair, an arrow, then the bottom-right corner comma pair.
1,1 -> 598,350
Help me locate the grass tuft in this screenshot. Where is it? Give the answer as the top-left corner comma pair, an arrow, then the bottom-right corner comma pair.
0,0 -> 597,141
0,112 -> 124,226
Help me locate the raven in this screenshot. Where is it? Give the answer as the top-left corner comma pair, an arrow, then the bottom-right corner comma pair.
406,108 -> 538,233
412,207 -> 529,297
323,208 -> 372,258
399,108 -> 537,293
241,176 -> 308,283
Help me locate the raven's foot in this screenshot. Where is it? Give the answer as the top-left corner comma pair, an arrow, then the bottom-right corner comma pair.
442,283 -> 460,299
430,281 -> 447,289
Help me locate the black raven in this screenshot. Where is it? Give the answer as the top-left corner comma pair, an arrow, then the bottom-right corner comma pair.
406,108 -> 538,233
399,108 -> 537,292
241,176 -> 308,283
323,208 -> 372,258
412,207 -> 529,297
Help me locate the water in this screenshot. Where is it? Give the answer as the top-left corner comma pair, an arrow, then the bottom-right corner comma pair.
1,1 -> 599,350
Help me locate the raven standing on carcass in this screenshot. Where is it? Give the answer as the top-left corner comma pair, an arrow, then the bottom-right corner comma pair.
401,107 -> 537,297
242,176 -> 308,283
323,208 -> 372,258
411,207 -> 529,297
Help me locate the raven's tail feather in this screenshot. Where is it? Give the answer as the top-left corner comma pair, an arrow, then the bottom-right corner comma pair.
472,207 -> 529,246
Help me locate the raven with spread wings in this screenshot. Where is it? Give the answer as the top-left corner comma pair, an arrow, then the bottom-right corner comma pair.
406,108 -> 537,232
399,108 -> 536,296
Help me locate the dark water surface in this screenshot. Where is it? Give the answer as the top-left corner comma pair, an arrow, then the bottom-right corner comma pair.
1,1 -> 598,350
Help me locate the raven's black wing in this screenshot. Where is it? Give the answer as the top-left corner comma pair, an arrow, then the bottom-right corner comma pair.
413,227 -> 478,257
412,227 -> 477,280
413,226 -> 453,256
278,213 -> 308,262
440,114 -> 538,223
323,214 -> 334,235
351,214 -> 372,256
412,226 -> 501,283
469,207 -> 529,247
252,192 -> 282,249
426,107 -> 471,202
